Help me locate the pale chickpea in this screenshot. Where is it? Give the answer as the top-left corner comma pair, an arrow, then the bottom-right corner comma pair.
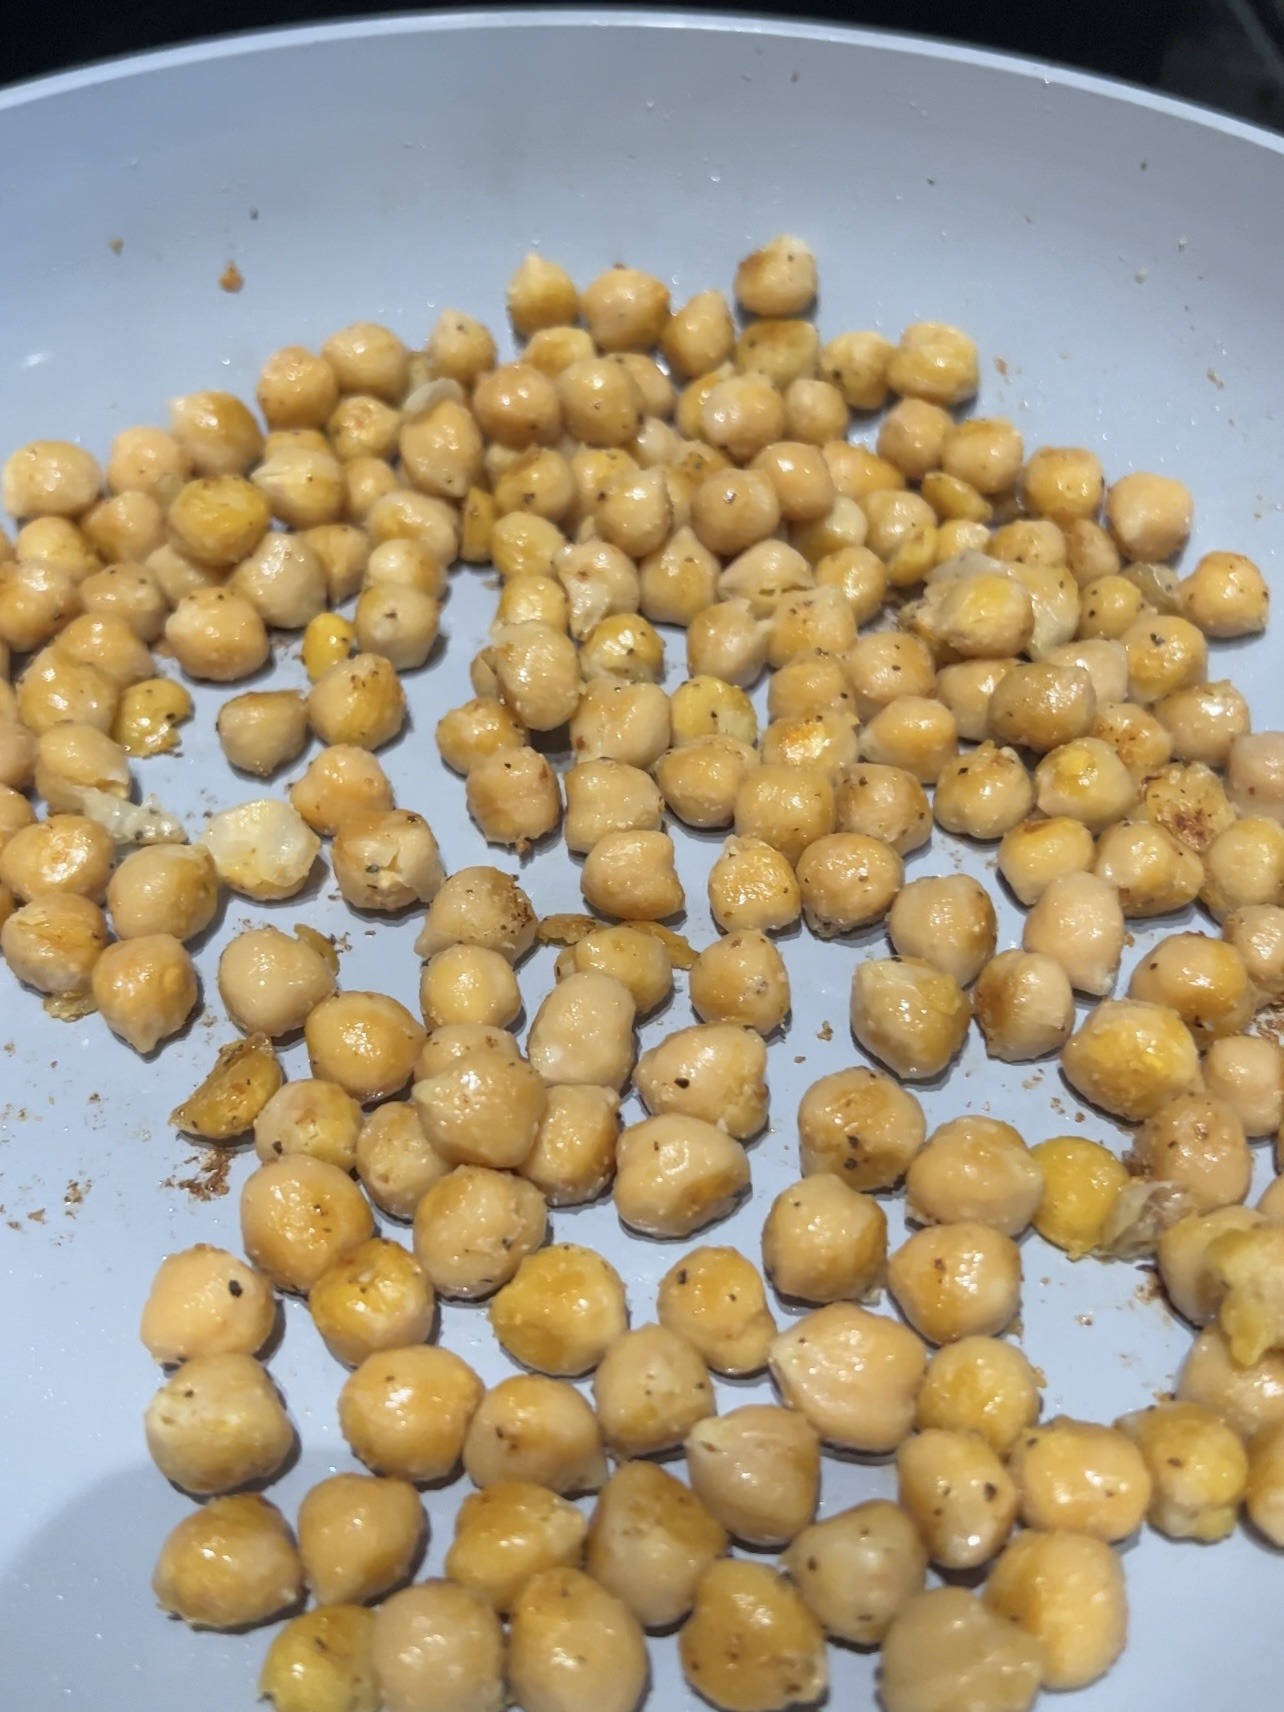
679,1559 -> 827,1712
197,797 -> 319,903
215,926 -> 334,1039
340,1344 -> 484,1482
3,439 -> 102,519
586,1461 -> 728,1631
465,1373 -> 606,1494
145,1349 -> 293,1496
291,745 -> 395,836
1246,1419 -> 1284,1546
164,587 -> 269,682
366,488 -> 458,560
253,1077 -> 362,1171
690,467 -> 781,557
508,1567 -> 649,1712
699,374 -> 785,463
859,489 -> 936,582
167,391 -> 263,479
304,522 -> 371,603
0,781 -> 31,843
469,361 -> 560,450
418,944 -> 520,1032
1045,636 -> 1129,704
14,647 -> 116,735
319,321 -> 409,403
797,1064 -> 926,1188
32,721 -> 127,814
527,970 -> 636,1090
906,1117 -> 1042,1238
887,322 -> 979,406
436,697 -> 527,777
934,658 -> 1015,743
372,1581 -> 503,1712
78,561 -> 168,643
906,573 -> 1034,661
1178,1323 -> 1284,1438
579,263 -> 669,351
1064,517 -> 1120,586
1092,820 -> 1204,917
425,308 -> 497,386
106,423 -> 191,499
1156,677 -> 1250,768
762,1174 -> 887,1304
0,562 -> 82,653
656,1246 -> 776,1376
783,1503 -> 925,1652
789,831 -> 898,937
656,739 -> 757,832
881,1586 -> 1042,1712
1203,1033 -> 1284,1137
215,690 -> 308,779
888,1222 -> 1021,1344
1130,1092 -> 1250,1212
1228,730 -> 1284,824
685,1405 -> 819,1550
784,377 -> 849,444
298,1474 -> 422,1615
554,924 -> 672,1015
581,828 -> 684,920
303,992 -> 424,1103
1159,1204 -> 1266,1326
152,1494 -> 302,1632
517,1082 -> 618,1209
850,956 -> 970,1082
857,696 -> 957,783
688,929 -> 789,1035
921,471 -> 991,525
639,527 -> 720,626
1011,1417 -> 1151,1541
1,893 -> 107,997
594,466 -> 672,558
593,1322 -> 714,1458
897,1428 -> 1017,1570
883,874 -> 994,988
750,442 -> 834,526
615,1112 -> 751,1238
1224,906 -> 1284,1004
983,1530 -> 1126,1693
414,865 -> 536,963
139,1243 -> 275,1365
355,1101 -> 447,1221
399,398 -> 482,499
1033,734 -> 1138,830
412,1045 -> 545,1170
1021,869 -> 1124,996
915,1336 -> 1041,1454
730,765 -> 832,867
633,1022 -> 767,1140
835,762 -> 931,855
489,1243 -> 627,1377
412,1164 -> 547,1299
972,950 -> 1076,1061
344,457 -> 399,525
1077,570 -> 1151,638
91,933 -> 197,1053
494,447 -> 577,523
467,748 -> 561,849
769,1301 -> 926,1453
239,1154 -> 372,1296
1106,470 -> 1194,560
933,741 -> 1033,840
487,622 -> 581,731
939,419 -> 1022,496
555,540 -> 639,641
686,598 -> 768,688
718,539 -> 815,617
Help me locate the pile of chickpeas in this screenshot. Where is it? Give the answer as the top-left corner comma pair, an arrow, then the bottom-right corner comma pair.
5,231 -> 1284,1712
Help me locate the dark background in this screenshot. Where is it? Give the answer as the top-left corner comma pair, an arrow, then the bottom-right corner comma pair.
4,0 -> 1284,126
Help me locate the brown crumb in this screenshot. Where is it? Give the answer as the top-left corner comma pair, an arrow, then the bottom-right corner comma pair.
6,1220 -> 20,1232
816,1021 -> 833,1042
63,1179 -> 90,1216
108,237 -> 123,255
793,1054 -> 806,1064
1207,368 -> 1224,390
994,356 -> 1009,377
163,1148 -> 234,1201
27,1209 -> 46,1225
219,260 -> 244,293
1075,1312 -> 1094,1327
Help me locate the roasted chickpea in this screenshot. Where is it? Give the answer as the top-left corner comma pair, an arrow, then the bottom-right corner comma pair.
671,674 -> 758,748
686,599 -> 769,688
578,262 -> 669,351
304,992 -> 425,1103
887,875 -> 996,988
1204,1032 -> 1284,1137
0,812 -> 113,904
305,653 -> 406,752
653,739 -> 754,834
656,1246 -> 776,1377
1130,1093 -> 1251,1213
1027,1134 -> 1129,1259
77,560 -> 167,643
1117,1399 -> 1248,1542
445,1479 -> 587,1616
254,1078 -> 363,1170
1128,931 -> 1257,1043
3,439 -> 102,519
215,690 -> 308,779
586,1461 -> 727,1631
880,1586 -> 1042,1712
986,660 -> 1096,752
1227,730 -> 1284,824
339,1344 -> 484,1482
1021,869 -> 1123,995
849,956 -> 970,1081
218,925 -> 336,1037
769,1301 -> 926,1453
1246,1419 -> 1284,1546
972,949 -> 1074,1061
701,374 -> 787,463
614,1112 -> 750,1239
906,1116 -> 1042,1238
0,563 -> 81,655
1010,1417 -> 1151,1542
915,1335 -> 1041,1454
688,929 -> 790,1034
1175,548 -> 1268,637
718,539 -> 813,616
372,1579 -> 504,1712
877,398 -> 952,480
330,810 -> 445,915
797,1064 -> 925,1189
570,680 -> 670,769
417,944 -> 520,1032
435,697 -> 527,778
888,1222 -> 1021,1344
858,696 -> 957,783
106,423 -> 191,499
784,377 -> 849,443
1092,820 -> 1204,917
1033,735 -> 1138,830
935,658 -> 1016,743
489,1243 -> 627,1377
527,969 -> 635,1091
690,467 -> 781,557
308,1237 -> 433,1368
90,932 -> 197,1053
1155,679 -> 1250,770
356,1101 -> 447,1221
1178,1323 -> 1284,1438
762,1174 -> 886,1304
152,1495 -> 302,1632
581,828 -> 683,921
139,1244 -> 275,1363
680,1558 -> 826,1712
761,709 -> 859,781
467,747 -> 562,849
907,572 -> 1033,660
1105,470 -> 1193,560
897,1427 -> 1017,1569
661,290 -> 736,378
685,1405 -> 819,1550
461,1372 -> 605,1495
414,866 -> 536,964
834,763 -> 930,855
240,1155 -> 372,1295
259,1606 -> 377,1712
732,765 -> 834,867
792,830 -> 902,936
592,1322 -> 714,1459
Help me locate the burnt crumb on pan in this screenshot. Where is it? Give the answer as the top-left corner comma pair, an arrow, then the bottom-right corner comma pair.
163,1149 -> 233,1201
219,260 -> 245,294
63,1178 -> 90,1216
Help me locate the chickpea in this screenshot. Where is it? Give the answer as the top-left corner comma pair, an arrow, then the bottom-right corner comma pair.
259,1606 -> 377,1712
1127,932 -> 1256,1045
1,894 -> 106,998
569,681 -> 669,771
682,1405 -> 819,1552
586,1462 -> 726,1632
767,587 -> 858,670
831,767 -> 925,859
0,811 -> 113,905
727,766 -> 831,868
415,944 -> 519,1032
689,467 -> 780,558
435,697 -> 526,778
1118,615 -> 1206,709
1104,469 -> 1193,560
1178,1322 -> 1284,1439
769,1301 -> 925,1453
421,307 -> 495,386
351,585 -> 439,672
12,642 -> 117,737
680,1558 -> 826,1712
913,1337 -> 1040,1455
139,1243 -> 275,1363
1077,570 -> 1151,640
1010,1417 -> 1151,1542
299,612 -> 356,684
213,690 -> 307,779
1113,1398 -> 1248,1546
305,524 -> 372,605
896,1428 -> 1017,1570
307,1237 -> 432,1369
329,809 -> 444,914
152,1494 -> 301,1631
937,419 -> 1021,498
577,1323 -> 711,1464
615,1112 -> 750,1239
564,760 -> 663,858
1153,682 -> 1249,774
849,956 -> 970,1082
289,747 -> 393,838
295,1474 -> 422,1610
372,1580 -> 503,1712
1227,731 -> 1284,827
1202,1035 -> 1284,1143
784,377 -> 849,443
253,1078 -> 362,1171
78,561 -> 167,644
1170,550 -> 1269,643
797,1064 -> 925,1189
89,932 -> 196,1052
1159,1205 -> 1265,1326
237,1152 -> 371,1293
888,1221 -> 1021,1343
660,289 -> 735,377
875,398 -> 951,480
632,1019 -> 767,1139
316,323 -> 408,404
905,1116 -> 1041,1238
1015,447 -> 1102,526
699,374 -> 785,463
1136,761 -> 1235,861
198,797 -> 319,903
985,663 -> 1094,755
982,1531 -> 1129,1696
1016,869 -> 1122,997
302,992 -> 423,1103
685,599 -> 766,689
652,739 -> 750,834
881,1586 -> 1042,1712
2,438 -> 103,520
306,652 -> 407,752
933,741 -> 1032,840
1204,829 -> 1284,937
760,711 -> 859,784
413,868 -> 535,967
0,562 -> 81,655
352,1101 -> 445,1221
339,1343 -> 483,1482
761,1173 -> 887,1304
1130,1092 -> 1250,1212
443,1479 -> 587,1618
509,1567 -> 649,1712
144,1351 -> 290,1498
656,1246 -> 775,1376
161,586 -> 267,684
580,828 -> 684,920
488,1243 -> 627,1377
1090,820 -> 1202,917
1246,1419 -> 1284,1546
685,929 -> 786,1035
554,360 -> 641,452
166,393 -> 262,481
465,747 -> 561,849
883,874 -> 994,989
105,423 -> 190,500
556,541 -> 639,642
1027,1134 -> 1128,1259
853,697 -> 954,786
972,949 -> 1072,1061
523,969 -> 634,1090
932,658 -> 1013,744
1031,734 -> 1137,831
397,398 -> 482,502
216,925 -> 335,1038
576,263 -> 668,351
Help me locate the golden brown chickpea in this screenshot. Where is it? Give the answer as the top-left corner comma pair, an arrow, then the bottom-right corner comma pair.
435,697 -> 527,778
168,391 -> 263,479
464,1370 -> 605,1498
423,307 -> 497,386
290,746 -> 395,837
777,377 -> 847,447
304,992 -> 425,1103
307,653 -> 407,751
338,1343 -> 483,1484
656,1246 -> 776,1377
152,1494 -> 302,1632
308,1236 -> 433,1368
16,645 -> 119,736
90,932 -> 197,1053
1,893 -> 106,997
818,328 -> 894,411
301,522 -> 371,603
932,658 -> 1013,743
983,1530 -> 1126,1693
579,263 -> 669,351
3,439 -> 102,520
0,562 -> 82,655
413,866 -> 535,966
1141,759 -> 1238,856
875,398 -> 951,481
660,290 -> 736,378
1092,819 -> 1203,917
238,1152 -> 372,1298
1130,1092 -> 1251,1212
652,734 -> 753,831
1064,517 -> 1120,586
855,696 -> 956,784
1246,1419 -> 1284,1546
767,585 -> 857,668
1200,820 -> 1284,927
372,1581 -> 504,1712
849,956 -> 970,1081
253,345 -> 338,431
586,1461 -> 727,1632
698,373 -> 784,464
1159,1204 -> 1265,1326
418,944 -> 521,1032
1077,570 -> 1151,639
933,741 -> 1034,840
897,1428 -> 1017,1570
569,681 -> 670,770
999,815 -> 1094,911
1121,612 -> 1207,705
1174,549 -> 1268,638
762,1174 -> 886,1304
507,1568 -> 649,1712
685,599 -> 767,689
1032,733 -> 1139,831
986,659 -> 1096,751
906,1117 -> 1042,1238
528,969 -> 636,1090
832,764 -> 928,856
941,418 -> 1023,496
518,1082 -> 618,1209
1027,1134 -> 1129,1259
1021,445 -> 1104,522
106,423 -> 190,499
761,709 -> 860,781
1117,1399 -> 1248,1543
680,1558 -> 826,1712
145,1348 -> 293,1496
971,949 -> 1075,1061
489,1243 -> 627,1376
298,1475 -> 422,1615
797,1064 -> 925,1188
1010,1417 -> 1151,1542
410,1163 -> 545,1299
729,765 -> 832,867
485,621 -> 581,732
685,1405 -> 819,1550
1128,931 -> 1257,1042
77,560 -> 167,644
769,1301 -> 926,1453
689,467 -> 781,557
717,540 -> 814,620
320,321 -> 409,403
915,1336 -> 1041,1454
331,810 -> 444,915
592,1322 -> 714,1459
1045,636 -> 1129,704
250,1076 -> 359,1171
633,1021 -> 767,1139
217,924 -> 336,1037
688,929 -> 789,1035
615,1112 -> 751,1239
580,828 -> 684,920
555,359 -> 643,451
0,811 -> 114,904
732,232 -> 816,315
888,1222 -> 1021,1344
163,586 -> 269,683
139,1244 -> 275,1364
885,874 -> 995,987
1062,997 -> 1200,1120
